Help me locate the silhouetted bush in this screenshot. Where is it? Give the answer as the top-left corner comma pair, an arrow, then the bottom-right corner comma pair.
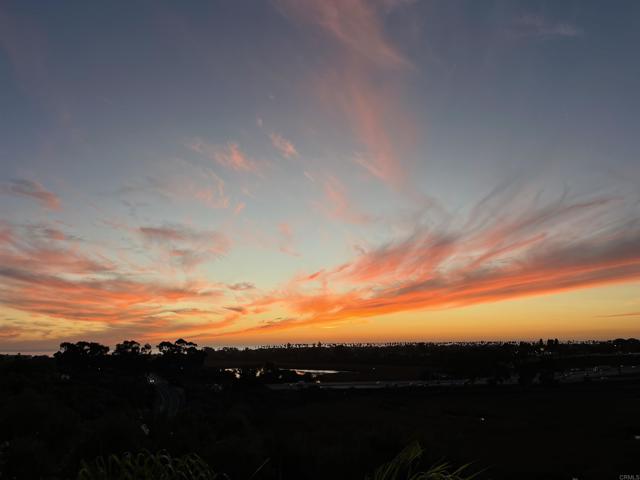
77,450 -> 229,480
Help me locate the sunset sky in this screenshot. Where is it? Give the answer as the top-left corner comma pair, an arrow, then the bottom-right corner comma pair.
1,0 -> 639,353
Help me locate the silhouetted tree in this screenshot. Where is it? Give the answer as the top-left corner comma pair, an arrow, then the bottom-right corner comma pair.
112,340 -> 152,373
156,339 -> 205,371
113,340 -> 149,356
54,341 -> 109,372
157,341 -> 177,355
158,339 -> 197,356
61,341 -> 109,357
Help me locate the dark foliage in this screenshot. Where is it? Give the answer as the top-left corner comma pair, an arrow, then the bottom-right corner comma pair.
1,338 -> 639,479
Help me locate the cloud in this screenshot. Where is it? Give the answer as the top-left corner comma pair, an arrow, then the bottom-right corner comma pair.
277,0 -> 410,69
278,222 -> 299,256
270,133 -> 298,158
233,202 -> 246,215
6,187 -> 638,344
515,14 -> 582,39
0,324 -> 21,340
316,175 -> 373,224
214,188 -> 640,336
117,160 -> 230,210
224,305 -> 247,314
138,224 -> 231,269
597,311 -> 640,318
227,282 -> 255,291
0,267 -> 214,320
277,0 -> 416,189
0,221 -> 112,275
339,72 -> 413,186
187,138 -> 259,174
1,179 -> 61,210
0,222 -> 232,344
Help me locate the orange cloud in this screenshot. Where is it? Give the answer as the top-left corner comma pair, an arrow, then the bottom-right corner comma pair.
0,222 -> 231,345
214,191 -> 640,336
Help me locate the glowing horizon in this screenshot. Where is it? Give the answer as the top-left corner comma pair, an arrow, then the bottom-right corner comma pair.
1,1 -> 639,353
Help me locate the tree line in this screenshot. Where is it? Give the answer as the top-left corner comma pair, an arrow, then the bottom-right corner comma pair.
54,338 -> 207,373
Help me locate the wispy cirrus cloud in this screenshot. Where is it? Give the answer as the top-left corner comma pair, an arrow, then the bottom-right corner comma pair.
1,179 -> 61,210
233,202 -> 246,215
597,311 -> 640,318
213,187 -> 640,336
187,138 -> 260,174
278,222 -> 299,256
515,14 -> 582,39
0,221 -> 111,275
227,282 -> 255,291
117,159 -> 230,210
270,133 -> 298,158
316,175 -> 373,224
0,324 -> 20,340
278,0 -> 416,189
138,224 -> 231,270
0,221 -> 231,345
277,0 -> 411,69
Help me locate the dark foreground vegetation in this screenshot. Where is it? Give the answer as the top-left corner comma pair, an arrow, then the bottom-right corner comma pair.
1,338 -> 640,479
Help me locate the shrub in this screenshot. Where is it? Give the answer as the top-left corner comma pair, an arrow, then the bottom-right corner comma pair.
367,442 -> 478,480
77,450 -> 229,480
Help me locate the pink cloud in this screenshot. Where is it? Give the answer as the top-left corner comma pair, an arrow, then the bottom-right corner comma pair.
277,0 -> 410,69
0,222 -> 112,275
187,138 -> 259,174
317,175 -> 373,224
270,133 -> 298,158
278,0 -> 416,189
0,222 -> 233,344
118,161 -> 230,210
234,202 -> 246,215
138,224 -> 231,269
278,222 -> 299,256
2,179 -> 61,210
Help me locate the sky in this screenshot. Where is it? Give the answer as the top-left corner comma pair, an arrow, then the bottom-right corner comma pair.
0,0 -> 639,353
